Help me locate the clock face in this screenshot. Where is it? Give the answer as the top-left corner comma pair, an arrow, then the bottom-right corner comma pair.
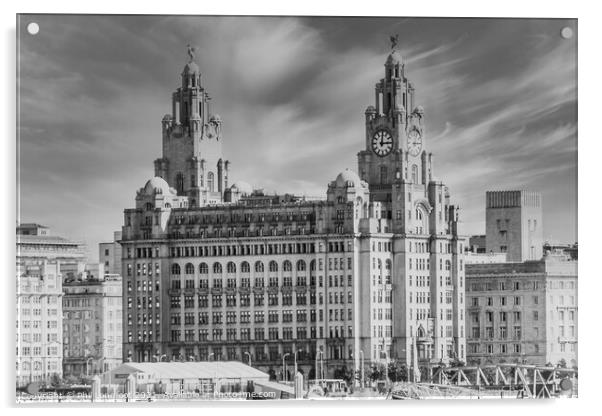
371,130 -> 393,157
407,129 -> 422,156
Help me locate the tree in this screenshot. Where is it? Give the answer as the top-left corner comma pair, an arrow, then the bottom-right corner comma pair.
369,365 -> 384,382
387,361 -> 408,382
557,359 -> 567,368
333,366 -> 353,384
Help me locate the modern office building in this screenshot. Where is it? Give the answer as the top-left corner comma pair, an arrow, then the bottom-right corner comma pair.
120,42 -> 467,379
485,190 -> 543,262
16,223 -> 86,387
465,253 -> 577,367
99,231 -> 123,276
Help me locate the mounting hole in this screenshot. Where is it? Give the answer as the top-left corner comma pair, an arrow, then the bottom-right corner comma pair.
560,27 -> 573,39
27,22 -> 40,35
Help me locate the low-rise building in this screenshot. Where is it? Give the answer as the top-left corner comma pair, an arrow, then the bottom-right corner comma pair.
465,253 -> 577,367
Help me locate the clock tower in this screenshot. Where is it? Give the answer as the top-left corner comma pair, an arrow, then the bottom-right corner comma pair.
358,40 -> 435,233
353,39 -> 465,370
154,45 -> 230,207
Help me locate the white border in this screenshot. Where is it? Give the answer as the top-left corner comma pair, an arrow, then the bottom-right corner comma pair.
2,1 -> 598,415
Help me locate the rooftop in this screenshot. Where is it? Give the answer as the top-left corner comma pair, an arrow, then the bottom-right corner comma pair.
108,361 -> 269,380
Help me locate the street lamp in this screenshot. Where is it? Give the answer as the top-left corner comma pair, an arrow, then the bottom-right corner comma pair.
244,351 -> 252,368
359,350 -> 365,388
208,353 -> 218,392
283,353 -> 291,383
382,349 -> 390,385
86,357 -> 95,377
294,349 -> 303,378
314,350 -> 324,382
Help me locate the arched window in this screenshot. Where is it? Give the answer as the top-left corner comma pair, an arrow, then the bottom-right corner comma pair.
185,263 -> 194,275
227,262 -> 236,273
213,262 -> 223,274
207,172 -> 214,192
411,165 -> 418,183
176,172 -> 184,194
199,262 -> 208,274
380,166 -> 387,184
145,202 -> 153,211
385,259 -> 392,271
268,261 -> 278,272
378,259 -> 382,270
310,260 -> 316,272
283,260 -> 292,272
415,206 -> 428,234
255,261 -> 264,273
445,260 -> 451,271
297,260 -> 306,271
241,261 -> 250,273
171,264 -> 181,275
417,326 -> 425,338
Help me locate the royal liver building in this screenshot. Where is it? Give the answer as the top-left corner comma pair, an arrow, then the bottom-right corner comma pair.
120,42 -> 467,379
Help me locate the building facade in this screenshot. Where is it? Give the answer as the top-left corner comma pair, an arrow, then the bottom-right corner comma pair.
120,43 -> 466,380
16,224 -> 86,387
63,273 -> 123,378
465,254 -> 577,367
99,231 -> 123,276
485,190 -> 543,262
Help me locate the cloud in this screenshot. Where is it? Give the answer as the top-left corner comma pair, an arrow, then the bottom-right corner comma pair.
17,16 -> 578,258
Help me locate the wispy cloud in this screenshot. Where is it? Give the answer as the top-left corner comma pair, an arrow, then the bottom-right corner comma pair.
17,16 -> 577,257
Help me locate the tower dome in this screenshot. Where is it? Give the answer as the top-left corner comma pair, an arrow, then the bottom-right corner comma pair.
230,180 -> 253,196
335,169 -> 363,188
143,176 -> 172,195
183,61 -> 200,75
386,50 -> 403,65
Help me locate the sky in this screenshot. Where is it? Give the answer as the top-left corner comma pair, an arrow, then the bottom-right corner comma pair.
17,15 -> 577,261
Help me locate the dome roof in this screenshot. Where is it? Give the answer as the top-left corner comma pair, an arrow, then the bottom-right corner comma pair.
413,105 -> 425,115
386,50 -> 403,65
230,180 -> 253,195
210,114 -> 221,122
183,61 -> 200,75
162,114 -> 173,121
143,176 -> 172,195
335,169 -> 363,188
365,105 -> 376,113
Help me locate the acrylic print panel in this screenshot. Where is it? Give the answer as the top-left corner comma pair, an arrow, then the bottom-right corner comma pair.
16,14 -> 578,403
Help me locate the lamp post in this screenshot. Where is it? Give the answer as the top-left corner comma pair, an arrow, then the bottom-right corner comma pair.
316,350 -> 324,381
283,353 -> 291,383
294,349 -> 302,379
208,353 -> 218,392
86,357 -> 95,377
383,349 -> 390,386
244,351 -> 252,368
359,350 -> 365,388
